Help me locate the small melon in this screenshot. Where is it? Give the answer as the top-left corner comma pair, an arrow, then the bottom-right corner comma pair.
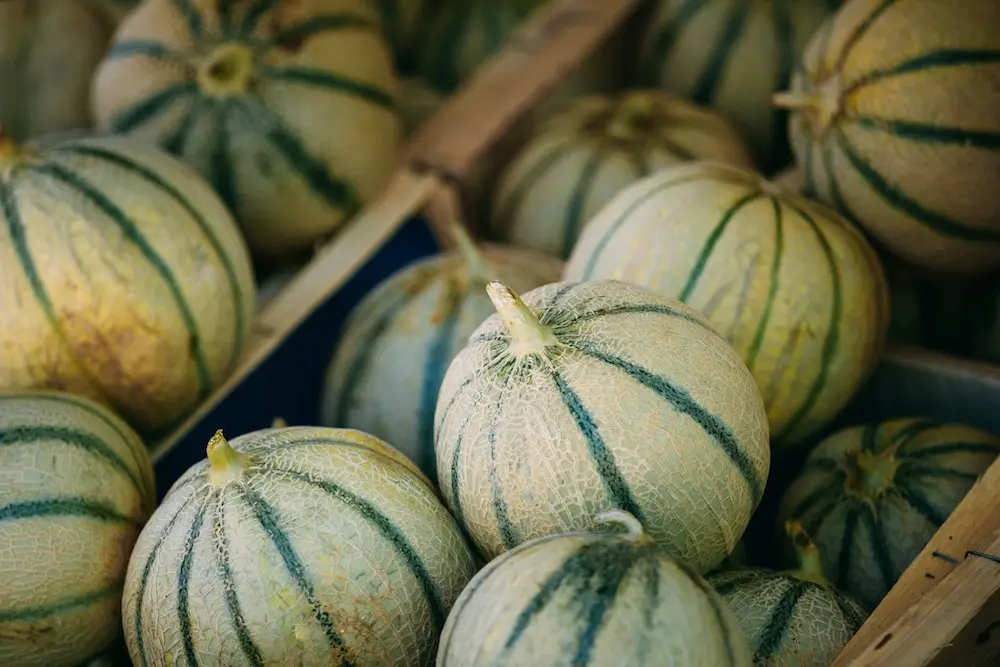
564,161 -> 890,447
438,510 -> 753,667
490,90 -> 755,259
776,418 -> 1000,610
435,278 -> 770,573
122,426 -> 477,667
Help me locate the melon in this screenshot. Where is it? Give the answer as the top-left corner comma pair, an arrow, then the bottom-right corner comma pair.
635,0 -> 833,170
776,418 -> 1000,610
563,161 -> 890,448
774,0 -> 1000,274
707,521 -> 869,666
490,90 -> 755,259
320,224 -> 562,479
0,391 -> 156,667
0,130 -> 255,436
122,426 -> 477,667
438,509 -> 753,666
435,278 -> 770,573
90,0 -> 402,261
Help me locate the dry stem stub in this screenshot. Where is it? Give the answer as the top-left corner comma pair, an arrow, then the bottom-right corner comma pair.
595,509 -> 652,545
784,520 -> 831,588
449,221 -> 494,282
772,72 -> 845,135
486,281 -> 560,356
207,429 -> 249,486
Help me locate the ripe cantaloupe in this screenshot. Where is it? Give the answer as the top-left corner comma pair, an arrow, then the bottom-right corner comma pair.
564,161 -> 890,447
438,510 -> 753,667
0,392 -> 156,667
777,418 -> 1000,610
90,0 -> 401,260
435,278 -> 770,573
320,224 -> 562,479
123,426 -> 477,667
490,90 -> 755,259
774,0 -> 1000,274
0,130 -> 255,436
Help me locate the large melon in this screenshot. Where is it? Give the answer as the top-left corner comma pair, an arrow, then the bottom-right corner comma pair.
707,521 -> 869,666
0,391 -> 156,667
776,418 -> 1000,610
635,0 -> 833,170
0,131 -> 255,436
564,161 -> 890,448
774,0 -> 1000,274
490,90 -> 755,259
90,0 -> 401,261
320,225 -> 562,479
123,426 -> 477,666
435,278 -> 770,573
438,510 -> 753,666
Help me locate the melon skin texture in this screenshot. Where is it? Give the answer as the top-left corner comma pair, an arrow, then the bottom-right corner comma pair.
776,418 -> 1000,611
564,161 -> 890,448
0,391 -> 156,667
90,0 -> 402,261
437,511 -> 753,667
0,133 -> 255,436
490,90 -> 756,259
434,278 -> 770,573
123,426 -> 478,667
320,238 -> 563,480
779,0 -> 1000,275
635,0 -> 833,170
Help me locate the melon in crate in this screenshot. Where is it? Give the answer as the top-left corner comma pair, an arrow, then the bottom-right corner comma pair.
776,418 -> 1000,611
490,90 -> 755,259
635,0 -> 833,170
774,0 -> 1000,274
438,510 -> 753,666
435,278 -> 770,573
320,225 -> 563,480
707,521 -> 869,666
564,161 -> 890,448
90,0 -> 402,261
123,426 -> 477,667
0,130 -> 256,436
0,392 -> 156,667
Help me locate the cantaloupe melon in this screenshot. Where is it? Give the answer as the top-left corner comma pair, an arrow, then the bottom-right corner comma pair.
320,224 -> 562,479
774,0 -> 1000,274
123,426 -> 477,666
438,510 -> 753,666
490,90 -> 755,259
435,278 -> 770,573
0,130 -> 255,436
0,391 -> 156,667
777,418 -> 1000,610
90,0 -> 401,261
707,521 -> 869,666
635,0 -> 834,170
564,161 -> 890,447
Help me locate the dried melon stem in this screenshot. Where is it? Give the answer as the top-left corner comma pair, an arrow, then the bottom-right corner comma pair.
206,429 -> 248,486
595,509 -> 651,545
844,446 -> 898,500
198,43 -> 255,97
605,94 -> 657,140
773,73 -> 844,136
449,221 -> 494,282
784,520 -> 830,588
486,281 -> 560,356
271,417 -> 288,428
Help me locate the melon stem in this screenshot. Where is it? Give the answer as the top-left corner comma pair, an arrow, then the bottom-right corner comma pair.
271,417 -> 288,428
606,93 -> 656,140
206,429 -> 248,486
772,74 -> 844,135
449,221 -> 493,282
595,509 -> 651,545
844,446 -> 898,500
486,281 -> 560,356
783,520 -> 830,587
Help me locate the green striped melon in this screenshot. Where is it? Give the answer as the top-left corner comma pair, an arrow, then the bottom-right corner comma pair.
774,0 -> 1000,274
438,510 -> 753,666
0,391 -> 156,667
563,161 -> 890,448
320,224 -> 562,479
123,426 -> 477,666
0,131 -> 255,436
707,521 -> 869,666
435,278 -> 770,573
90,0 -> 401,261
635,0 -> 833,170
490,90 -> 755,259
776,418 -> 1000,611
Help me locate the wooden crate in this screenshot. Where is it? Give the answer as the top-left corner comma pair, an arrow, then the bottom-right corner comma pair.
148,1 -> 1000,665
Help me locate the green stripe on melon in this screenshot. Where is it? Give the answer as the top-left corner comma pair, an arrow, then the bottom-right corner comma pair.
0,391 -> 155,667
